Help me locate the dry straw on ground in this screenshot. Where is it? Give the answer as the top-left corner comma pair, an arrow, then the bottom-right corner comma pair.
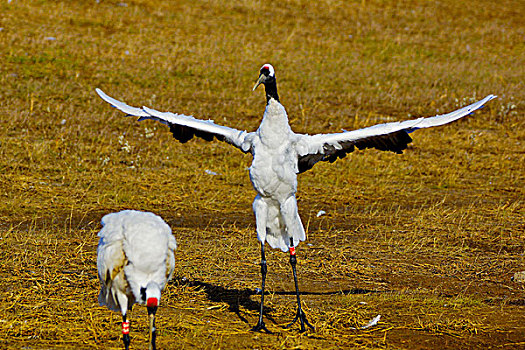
0,0 -> 523,349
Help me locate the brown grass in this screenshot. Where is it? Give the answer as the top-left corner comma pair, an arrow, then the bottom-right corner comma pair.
0,0 -> 524,348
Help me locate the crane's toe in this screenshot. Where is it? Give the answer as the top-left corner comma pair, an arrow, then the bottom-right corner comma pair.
285,308 -> 314,332
251,320 -> 272,334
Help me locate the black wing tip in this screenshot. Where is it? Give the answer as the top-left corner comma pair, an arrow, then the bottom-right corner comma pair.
299,130 -> 413,173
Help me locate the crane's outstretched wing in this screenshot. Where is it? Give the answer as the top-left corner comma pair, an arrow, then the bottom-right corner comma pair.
297,95 -> 496,173
96,89 -> 253,153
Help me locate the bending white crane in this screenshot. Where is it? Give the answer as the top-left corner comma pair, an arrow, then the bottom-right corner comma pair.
97,210 -> 177,349
96,64 -> 495,332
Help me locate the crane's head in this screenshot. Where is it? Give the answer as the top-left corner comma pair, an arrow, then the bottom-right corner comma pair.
253,64 -> 275,91
140,282 -> 161,309
253,64 -> 279,103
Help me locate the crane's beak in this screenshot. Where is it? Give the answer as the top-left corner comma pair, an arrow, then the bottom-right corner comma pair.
253,74 -> 265,91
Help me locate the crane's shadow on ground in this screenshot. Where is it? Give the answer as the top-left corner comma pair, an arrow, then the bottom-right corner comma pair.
171,277 -> 379,326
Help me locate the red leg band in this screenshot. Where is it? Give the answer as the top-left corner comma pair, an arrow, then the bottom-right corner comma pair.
289,246 -> 296,256
122,321 -> 130,335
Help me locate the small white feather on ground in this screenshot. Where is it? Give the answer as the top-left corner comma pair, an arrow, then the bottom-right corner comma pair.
350,315 -> 381,330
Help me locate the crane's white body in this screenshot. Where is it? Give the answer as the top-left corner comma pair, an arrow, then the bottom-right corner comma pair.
97,210 -> 177,315
249,99 -> 305,251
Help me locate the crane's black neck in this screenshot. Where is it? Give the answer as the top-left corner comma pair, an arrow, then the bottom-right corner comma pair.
263,77 -> 280,103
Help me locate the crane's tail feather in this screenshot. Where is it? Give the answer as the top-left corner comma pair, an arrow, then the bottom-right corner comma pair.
265,204 -> 288,252
265,197 -> 306,253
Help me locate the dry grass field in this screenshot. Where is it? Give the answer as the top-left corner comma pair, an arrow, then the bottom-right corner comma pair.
0,0 -> 524,348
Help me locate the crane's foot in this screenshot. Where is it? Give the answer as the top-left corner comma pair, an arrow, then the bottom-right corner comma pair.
285,308 -> 314,332
251,320 -> 272,334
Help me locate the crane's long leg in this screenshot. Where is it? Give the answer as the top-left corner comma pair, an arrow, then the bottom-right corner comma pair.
279,196 -> 313,332
251,195 -> 272,333
251,242 -> 271,333
121,314 -> 130,350
147,304 -> 158,350
285,238 -> 314,332
116,293 -> 131,350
